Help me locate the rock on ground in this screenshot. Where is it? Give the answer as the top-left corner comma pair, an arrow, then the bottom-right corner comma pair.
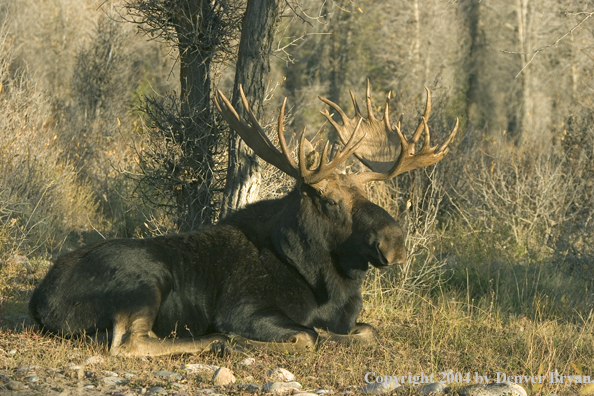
458,382 -> 528,396
211,367 -> 236,386
241,357 -> 256,366
267,368 -> 296,382
154,370 -> 184,381
182,363 -> 219,374
418,382 -> 449,395
262,381 -> 303,393
360,379 -> 402,394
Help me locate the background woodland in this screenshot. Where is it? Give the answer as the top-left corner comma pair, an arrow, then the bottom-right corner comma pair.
1,1 -> 594,390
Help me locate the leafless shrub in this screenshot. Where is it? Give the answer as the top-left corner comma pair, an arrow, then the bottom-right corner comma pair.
0,28 -> 97,261
123,0 -> 243,86
365,168 -> 447,300
451,142 -> 584,259
553,111 -> 594,283
134,94 -> 226,230
66,15 -> 141,208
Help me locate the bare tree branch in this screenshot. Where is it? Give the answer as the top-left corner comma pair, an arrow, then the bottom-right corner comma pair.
502,10 -> 594,78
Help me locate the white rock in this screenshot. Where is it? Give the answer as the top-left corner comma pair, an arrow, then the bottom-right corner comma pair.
182,363 -> 219,374
84,355 -> 105,365
267,368 -> 296,382
101,376 -> 128,386
418,382 -> 449,395
16,365 -> 39,374
360,380 -> 401,394
147,385 -> 167,394
241,357 -> 256,366
211,367 -> 236,386
262,381 -> 303,393
14,254 -> 33,273
458,382 -> 527,396
154,370 -> 183,381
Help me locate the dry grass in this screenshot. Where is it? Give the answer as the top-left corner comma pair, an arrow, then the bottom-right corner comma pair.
1,1 -> 593,395
1,272 -> 593,395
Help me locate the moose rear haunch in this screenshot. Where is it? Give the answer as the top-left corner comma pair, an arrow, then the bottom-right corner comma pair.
29,81 -> 458,357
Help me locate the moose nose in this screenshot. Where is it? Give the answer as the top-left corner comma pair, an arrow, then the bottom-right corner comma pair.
375,234 -> 407,266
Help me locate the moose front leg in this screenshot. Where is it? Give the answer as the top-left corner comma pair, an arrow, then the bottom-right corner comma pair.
231,331 -> 316,353
221,313 -> 318,353
317,323 -> 379,346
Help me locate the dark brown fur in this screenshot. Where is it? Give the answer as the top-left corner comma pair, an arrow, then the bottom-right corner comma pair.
29,174 -> 406,356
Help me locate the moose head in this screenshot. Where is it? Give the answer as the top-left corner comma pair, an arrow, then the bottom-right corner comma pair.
215,81 -> 458,278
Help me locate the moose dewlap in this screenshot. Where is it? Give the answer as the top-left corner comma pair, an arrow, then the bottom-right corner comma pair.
29,81 -> 458,356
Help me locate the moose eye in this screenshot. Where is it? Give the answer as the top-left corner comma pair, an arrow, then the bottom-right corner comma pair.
326,199 -> 337,206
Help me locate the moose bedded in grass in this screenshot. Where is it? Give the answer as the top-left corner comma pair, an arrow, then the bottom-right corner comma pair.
28,82 -> 457,357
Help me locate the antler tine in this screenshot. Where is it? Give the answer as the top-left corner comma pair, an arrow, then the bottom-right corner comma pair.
300,118 -> 366,184
318,94 -> 366,141
383,92 -> 392,131
332,117 -> 365,164
298,128 -> 308,176
365,79 -> 377,121
355,88 -> 458,184
217,86 -> 374,185
277,97 -> 297,169
319,96 -> 351,125
349,90 -> 363,118
438,118 -> 459,154
215,87 -> 300,179
411,87 -> 431,144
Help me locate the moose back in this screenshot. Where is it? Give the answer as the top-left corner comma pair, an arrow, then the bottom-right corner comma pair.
29,82 -> 457,356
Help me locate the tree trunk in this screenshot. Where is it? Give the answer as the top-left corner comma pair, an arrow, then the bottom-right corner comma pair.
328,7 -> 351,108
221,0 -> 281,218
173,0 -> 218,230
513,0 -> 534,146
463,0 -> 486,134
411,0 -> 421,70
326,5 -> 352,141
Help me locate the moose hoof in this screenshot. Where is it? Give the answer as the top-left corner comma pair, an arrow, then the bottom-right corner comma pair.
288,332 -> 315,349
349,323 -> 379,344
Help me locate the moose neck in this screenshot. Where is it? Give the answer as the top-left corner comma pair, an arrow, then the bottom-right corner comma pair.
271,188 -> 369,288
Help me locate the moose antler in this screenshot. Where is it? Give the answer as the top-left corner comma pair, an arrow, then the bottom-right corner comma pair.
215,86 -> 366,185
319,80 -> 458,183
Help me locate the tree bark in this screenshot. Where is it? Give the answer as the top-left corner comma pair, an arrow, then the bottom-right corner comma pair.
463,0 -> 486,133
328,7 -> 351,110
173,0 -> 218,230
513,0 -> 534,145
221,0 -> 281,218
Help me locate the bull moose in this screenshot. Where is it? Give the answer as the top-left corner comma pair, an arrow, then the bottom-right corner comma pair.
29,81 -> 458,356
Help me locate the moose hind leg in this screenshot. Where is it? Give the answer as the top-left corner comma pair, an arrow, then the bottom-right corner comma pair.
110,312 -> 228,357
